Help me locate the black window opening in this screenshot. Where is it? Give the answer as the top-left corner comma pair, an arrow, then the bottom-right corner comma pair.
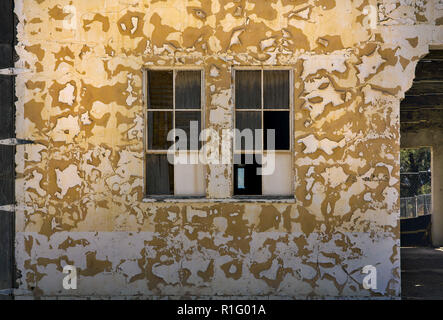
234,69 -> 293,197
145,69 -> 204,196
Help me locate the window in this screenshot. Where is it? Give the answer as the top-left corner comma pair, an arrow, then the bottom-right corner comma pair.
233,69 -> 293,196
145,69 -> 205,196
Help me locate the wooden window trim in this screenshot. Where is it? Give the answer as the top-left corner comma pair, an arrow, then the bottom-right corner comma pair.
232,67 -> 295,198
142,67 -> 206,198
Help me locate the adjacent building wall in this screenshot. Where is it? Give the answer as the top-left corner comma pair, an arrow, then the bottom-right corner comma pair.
13,0 -> 443,299
0,0 -> 16,299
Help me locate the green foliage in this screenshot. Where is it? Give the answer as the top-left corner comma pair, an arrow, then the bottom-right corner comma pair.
400,147 -> 431,197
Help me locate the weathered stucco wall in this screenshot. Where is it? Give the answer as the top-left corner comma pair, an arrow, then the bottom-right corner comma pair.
13,0 -> 443,299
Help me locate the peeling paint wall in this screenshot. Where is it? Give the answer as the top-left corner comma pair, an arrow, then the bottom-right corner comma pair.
14,0 -> 443,299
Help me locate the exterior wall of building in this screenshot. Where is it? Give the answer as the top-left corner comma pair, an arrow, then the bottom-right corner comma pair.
13,0 -> 443,299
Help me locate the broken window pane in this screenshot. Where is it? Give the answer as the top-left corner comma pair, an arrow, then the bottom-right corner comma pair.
175,71 -> 201,109
146,154 -> 174,195
233,69 -> 292,197
148,111 -> 173,150
264,111 -> 289,150
147,70 -> 173,109
175,111 -> 201,150
264,70 -> 289,109
235,70 -> 261,109
234,154 -> 262,195
235,111 -> 261,150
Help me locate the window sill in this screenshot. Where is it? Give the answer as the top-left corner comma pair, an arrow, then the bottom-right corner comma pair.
230,196 -> 296,203
143,196 -> 206,203
142,196 -> 296,203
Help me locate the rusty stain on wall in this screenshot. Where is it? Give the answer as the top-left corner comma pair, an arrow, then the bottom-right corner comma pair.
13,0 -> 443,299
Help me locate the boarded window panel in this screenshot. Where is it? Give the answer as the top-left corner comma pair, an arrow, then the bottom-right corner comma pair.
175,71 -> 201,109
264,111 -> 289,150
148,111 -> 173,150
264,70 -> 289,109
175,111 -> 201,150
147,70 -> 173,109
174,159 -> 205,196
262,153 -> 292,196
235,70 -> 261,109
146,154 -> 174,195
235,111 -> 261,150
234,154 -> 262,195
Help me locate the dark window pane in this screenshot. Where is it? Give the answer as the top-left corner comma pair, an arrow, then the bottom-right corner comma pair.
0,208 -> 13,289
148,111 -> 173,150
146,154 -> 174,195
175,71 -> 201,109
234,154 -> 262,195
147,70 -> 173,109
235,70 -> 261,109
264,111 -> 289,150
235,111 -> 261,151
0,76 -> 14,139
175,111 -> 201,150
0,145 -> 14,205
264,70 -> 289,109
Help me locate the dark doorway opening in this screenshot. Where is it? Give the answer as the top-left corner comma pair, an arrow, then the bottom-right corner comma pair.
400,50 -> 443,300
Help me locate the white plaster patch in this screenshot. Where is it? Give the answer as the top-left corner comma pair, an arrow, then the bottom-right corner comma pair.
260,38 -> 275,51
130,17 -> 138,34
357,50 -> 385,82
301,53 -> 349,78
229,29 -> 244,48
292,7 -> 310,20
80,112 -> 92,125
25,144 -> 46,162
298,134 -> 346,155
51,115 -> 80,143
259,259 -> 279,281
26,170 -> 46,197
304,85 -> 344,119
364,192 -> 373,202
383,186 -> 399,211
321,166 -> 349,188
58,83 -> 75,106
210,65 -> 220,77
187,208 -> 208,222
55,164 -> 82,199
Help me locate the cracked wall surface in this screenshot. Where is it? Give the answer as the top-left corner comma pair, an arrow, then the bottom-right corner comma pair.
13,0 -> 443,299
